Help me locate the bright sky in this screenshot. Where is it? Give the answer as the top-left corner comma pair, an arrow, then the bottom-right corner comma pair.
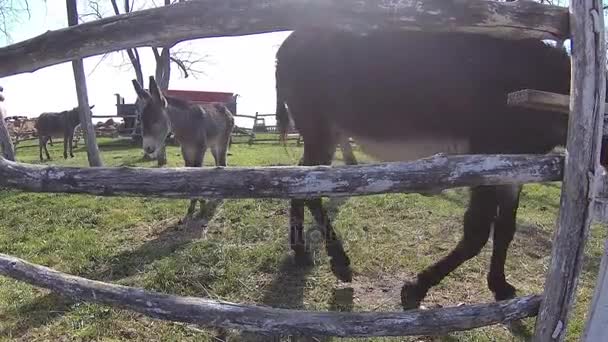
0,1 -> 292,128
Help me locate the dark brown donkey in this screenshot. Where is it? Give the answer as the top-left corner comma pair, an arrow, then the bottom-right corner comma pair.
35,105 -> 93,161
275,29 -> 600,310
132,76 -> 235,219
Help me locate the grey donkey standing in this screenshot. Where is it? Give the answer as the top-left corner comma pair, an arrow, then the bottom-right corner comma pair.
132,76 -> 235,220
35,105 -> 93,161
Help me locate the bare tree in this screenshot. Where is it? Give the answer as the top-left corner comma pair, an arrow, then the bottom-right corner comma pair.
84,0 -> 206,165
0,0 -> 31,42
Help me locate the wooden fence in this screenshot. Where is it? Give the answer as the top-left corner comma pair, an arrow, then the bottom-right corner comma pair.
0,1 -> 606,341
233,112 -> 302,145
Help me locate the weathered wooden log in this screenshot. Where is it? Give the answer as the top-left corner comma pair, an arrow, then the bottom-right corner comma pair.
583,238 -> 608,341
0,0 -> 569,78
507,89 -> 608,135
534,0 -> 606,340
67,0 -> 103,167
0,253 -> 541,337
0,154 -> 563,199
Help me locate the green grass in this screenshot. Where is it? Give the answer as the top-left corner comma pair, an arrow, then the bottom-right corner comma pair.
0,137 -> 604,341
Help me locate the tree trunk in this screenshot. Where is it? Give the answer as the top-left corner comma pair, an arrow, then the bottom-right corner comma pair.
66,0 -> 102,167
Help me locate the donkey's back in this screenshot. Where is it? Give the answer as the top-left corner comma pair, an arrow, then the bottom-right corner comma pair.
35,110 -> 78,137
276,30 -> 572,160
166,97 -> 234,149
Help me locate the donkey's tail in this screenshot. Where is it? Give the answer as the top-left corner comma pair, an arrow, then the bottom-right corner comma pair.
275,67 -> 291,145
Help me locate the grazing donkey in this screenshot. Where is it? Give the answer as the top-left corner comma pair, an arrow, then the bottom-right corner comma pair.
132,76 -> 235,219
35,105 -> 93,161
275,29 -> 606,310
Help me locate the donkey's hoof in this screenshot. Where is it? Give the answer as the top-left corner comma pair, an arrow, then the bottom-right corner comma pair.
401,281 -> 426,310
493,283 -> 517,301
330,261 -> 353,283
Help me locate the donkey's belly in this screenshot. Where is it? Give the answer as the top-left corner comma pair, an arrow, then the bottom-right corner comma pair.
354,135 -> 471,162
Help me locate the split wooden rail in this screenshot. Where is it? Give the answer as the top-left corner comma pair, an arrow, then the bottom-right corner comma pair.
0,1 -> 606,341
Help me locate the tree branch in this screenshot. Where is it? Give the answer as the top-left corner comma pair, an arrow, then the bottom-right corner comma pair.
170,56 -> 188,78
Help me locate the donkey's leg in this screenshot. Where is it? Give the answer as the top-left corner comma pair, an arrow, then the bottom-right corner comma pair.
182,145 -> 205,219
300,138 -> 352,281
68,132 -> 74,158
38,136 -> 44,161
306,198 -> 352,282
340,137 -> 357,166
42,136 -> 51,160
487,184 -> 522,301
63,132 -> 69,159
401,186 -> 498,309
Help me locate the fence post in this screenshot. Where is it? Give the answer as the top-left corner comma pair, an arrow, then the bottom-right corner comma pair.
533,0 -> 606,340
66,0 -> 103,167
0,111 -> 15,161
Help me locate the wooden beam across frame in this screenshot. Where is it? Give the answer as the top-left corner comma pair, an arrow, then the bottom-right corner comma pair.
0,0 -> 569,78
0,253 -> 541,337
0,154 -> 564,200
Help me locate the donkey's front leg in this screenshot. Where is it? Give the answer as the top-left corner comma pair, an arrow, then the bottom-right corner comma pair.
68,131 -> 75,158
63,132 -> 69,159
181,144 -> 206,222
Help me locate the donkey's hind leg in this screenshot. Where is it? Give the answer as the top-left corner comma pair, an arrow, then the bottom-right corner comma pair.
40,136 -> 51,161
401,186 -> 498,309
487,184 -> 522,301
298,137 -> 352,281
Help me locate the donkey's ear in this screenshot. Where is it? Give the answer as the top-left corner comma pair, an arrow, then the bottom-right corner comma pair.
148,76 -> 167,108
132,79 -> 151,100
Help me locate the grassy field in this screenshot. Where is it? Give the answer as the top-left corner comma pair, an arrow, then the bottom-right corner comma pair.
0,136 -> 604,341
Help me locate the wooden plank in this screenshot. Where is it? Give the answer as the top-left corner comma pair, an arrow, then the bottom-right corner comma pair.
67,0 -> 102,167
507,89 -> 608,135
533,0 -> 606,340
234,114 -> 257,119
0,0 -> 569,78
92,115 -> 137,119
0,154 -> 563,199
583,238 -> 608,341
507,89 -> 572,115
0,253 -> 541,337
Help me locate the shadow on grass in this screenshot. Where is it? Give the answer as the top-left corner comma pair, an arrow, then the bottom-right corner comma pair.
0,201 -> 222,340
238,197 -> 353,342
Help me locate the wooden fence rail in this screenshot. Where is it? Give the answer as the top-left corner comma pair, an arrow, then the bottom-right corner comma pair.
0,0 -> 568,78
0,154 -> 563,199
0,253 -> 541,337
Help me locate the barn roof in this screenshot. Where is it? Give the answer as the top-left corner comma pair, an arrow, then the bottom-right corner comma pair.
164,89 -> 235,104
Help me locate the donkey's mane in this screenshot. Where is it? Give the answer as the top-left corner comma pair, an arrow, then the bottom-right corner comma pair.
165,95 -> 193,109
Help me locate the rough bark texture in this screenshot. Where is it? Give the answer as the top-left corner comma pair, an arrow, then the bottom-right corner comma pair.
583,238 -> 608,341
67,0 -> 103,167
507,89 -> 608,135
0,0 -> 569,77
0,253 -> 541,337
533,0 -> 606,341
0,154 -> 563,199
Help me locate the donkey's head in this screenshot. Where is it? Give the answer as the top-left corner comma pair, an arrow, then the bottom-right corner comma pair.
66,105 -> 93,128
132,76 -> 170,156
